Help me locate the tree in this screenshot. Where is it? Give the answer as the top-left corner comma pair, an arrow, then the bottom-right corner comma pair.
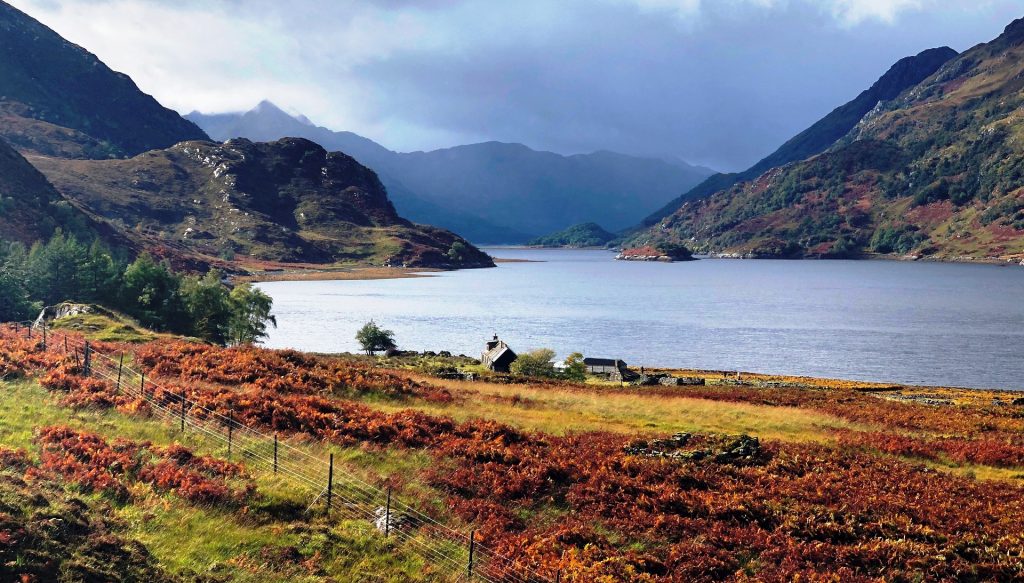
25,230 -> 91,305
0,265 -> 37,322
447,241 -> 468,263
226,284 -> 276,346
181,270 -> 232,343
356,320 -> 397,356
119,253 -> 185,330
561,352 -> 587,382
510,348 -> 557,378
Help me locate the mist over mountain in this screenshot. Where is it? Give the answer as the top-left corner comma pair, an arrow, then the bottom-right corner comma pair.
188,102 -> 714,243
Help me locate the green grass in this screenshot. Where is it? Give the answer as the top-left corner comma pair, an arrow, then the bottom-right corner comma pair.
50,308 -> 161,343
0,379 -> 459,582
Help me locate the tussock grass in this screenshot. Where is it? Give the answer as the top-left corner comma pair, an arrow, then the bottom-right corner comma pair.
374,376 -> 874,444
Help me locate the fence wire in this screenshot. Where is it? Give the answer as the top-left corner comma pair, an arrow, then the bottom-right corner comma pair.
12,321 -> 555,583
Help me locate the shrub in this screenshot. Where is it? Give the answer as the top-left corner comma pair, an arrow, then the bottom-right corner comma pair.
510,349 -> 557,378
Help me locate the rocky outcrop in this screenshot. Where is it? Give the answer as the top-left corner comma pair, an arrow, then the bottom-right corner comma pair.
33,137 -> 494,268
615,244 -> 693,262
623,433 -> 764,465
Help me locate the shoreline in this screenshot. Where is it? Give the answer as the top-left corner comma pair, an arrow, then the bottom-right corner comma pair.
301,348 -> 1021,395
236,266 -> 440,283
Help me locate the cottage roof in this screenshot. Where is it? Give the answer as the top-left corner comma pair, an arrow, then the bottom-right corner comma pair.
483,341 -> 516,365
583,357 -> 624,367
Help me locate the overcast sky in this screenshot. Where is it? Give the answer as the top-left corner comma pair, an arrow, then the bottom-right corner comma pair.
10,0 -> 1023,170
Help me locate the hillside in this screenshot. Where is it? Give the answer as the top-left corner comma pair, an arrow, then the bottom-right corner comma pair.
636,46 -> 959,229
5,325 -> 1024,581
0,1 -> 208,158
528,222 -> 616,247
632,19 -> 1024,261
188,102 -> 714,242
31,138 -> 493,268
0,137 -> 94,243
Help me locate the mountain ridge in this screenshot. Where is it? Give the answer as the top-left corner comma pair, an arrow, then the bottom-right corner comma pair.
187,103 -> 714,242
630,20 -> 1024,262
31,137 -> 494,268
0,1 -> 208,158
636,46 -> 959,229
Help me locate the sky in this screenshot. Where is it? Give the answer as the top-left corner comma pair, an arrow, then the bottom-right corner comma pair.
9,0 -> 1024,171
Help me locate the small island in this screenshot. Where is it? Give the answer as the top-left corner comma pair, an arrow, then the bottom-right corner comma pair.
615,242 -> 694,262
527,222 -> 616,248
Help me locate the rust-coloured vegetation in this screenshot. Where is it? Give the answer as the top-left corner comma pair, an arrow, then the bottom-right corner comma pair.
4,325 -> 1024,581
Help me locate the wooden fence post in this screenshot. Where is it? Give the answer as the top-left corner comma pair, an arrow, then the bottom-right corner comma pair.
116,353 -> 124,392
326,453 -> 334,516
385,486 -> 392,538
140,371 -> 146,398
179,389 -> 186,432
83,342 -> 91,377
63,335 -> 68,353
227,407 -> 234,460
467,530 -> 476,581
41,325 -> 46,351
273,433 -> 278,474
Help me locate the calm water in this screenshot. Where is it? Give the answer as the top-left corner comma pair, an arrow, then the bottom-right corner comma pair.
257,249 -> 1024,390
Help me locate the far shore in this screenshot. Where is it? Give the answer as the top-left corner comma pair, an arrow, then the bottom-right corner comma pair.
235,266 -> 440,283
234,247 -> 1024,284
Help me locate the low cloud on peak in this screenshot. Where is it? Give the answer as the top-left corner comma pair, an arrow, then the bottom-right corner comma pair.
9,0 -> 1022,170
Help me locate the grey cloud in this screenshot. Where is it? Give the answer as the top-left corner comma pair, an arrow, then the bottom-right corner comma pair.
11,0 -> 1024,170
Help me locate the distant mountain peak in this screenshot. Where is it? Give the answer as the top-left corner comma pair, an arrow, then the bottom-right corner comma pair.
187,101 -> 715,242
251,100 -> 290,116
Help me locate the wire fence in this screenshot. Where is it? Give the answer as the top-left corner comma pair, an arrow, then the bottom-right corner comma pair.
7,320 -> 558,583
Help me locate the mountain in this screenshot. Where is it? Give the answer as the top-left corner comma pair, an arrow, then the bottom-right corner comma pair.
30,138 -> 493,268
187,102 -> 714,242
188,101 -> 529,243
0,137 -> 94,243
0,4 -> 487,270
632,20 -> 1024,262
527,222 -> 616,247
0,1 -> 208,158
637,46 -> 959,228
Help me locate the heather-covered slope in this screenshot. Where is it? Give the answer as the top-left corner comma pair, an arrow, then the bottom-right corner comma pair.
633,19 -> 1024,261
0,1 -> 208,158
636,46 -> 958,229
0,137 -> 94,243
31,138 -> 493,268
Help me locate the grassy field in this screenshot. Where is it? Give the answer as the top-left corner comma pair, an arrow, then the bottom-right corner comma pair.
0,379 -> 457,582
373,374 -> 873,443
5,329 -> 1024,581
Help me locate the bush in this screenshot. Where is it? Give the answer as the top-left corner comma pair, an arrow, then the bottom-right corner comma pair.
561,352 -> 586,382
356,320 -> 397,356
510,348 -> 557,378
